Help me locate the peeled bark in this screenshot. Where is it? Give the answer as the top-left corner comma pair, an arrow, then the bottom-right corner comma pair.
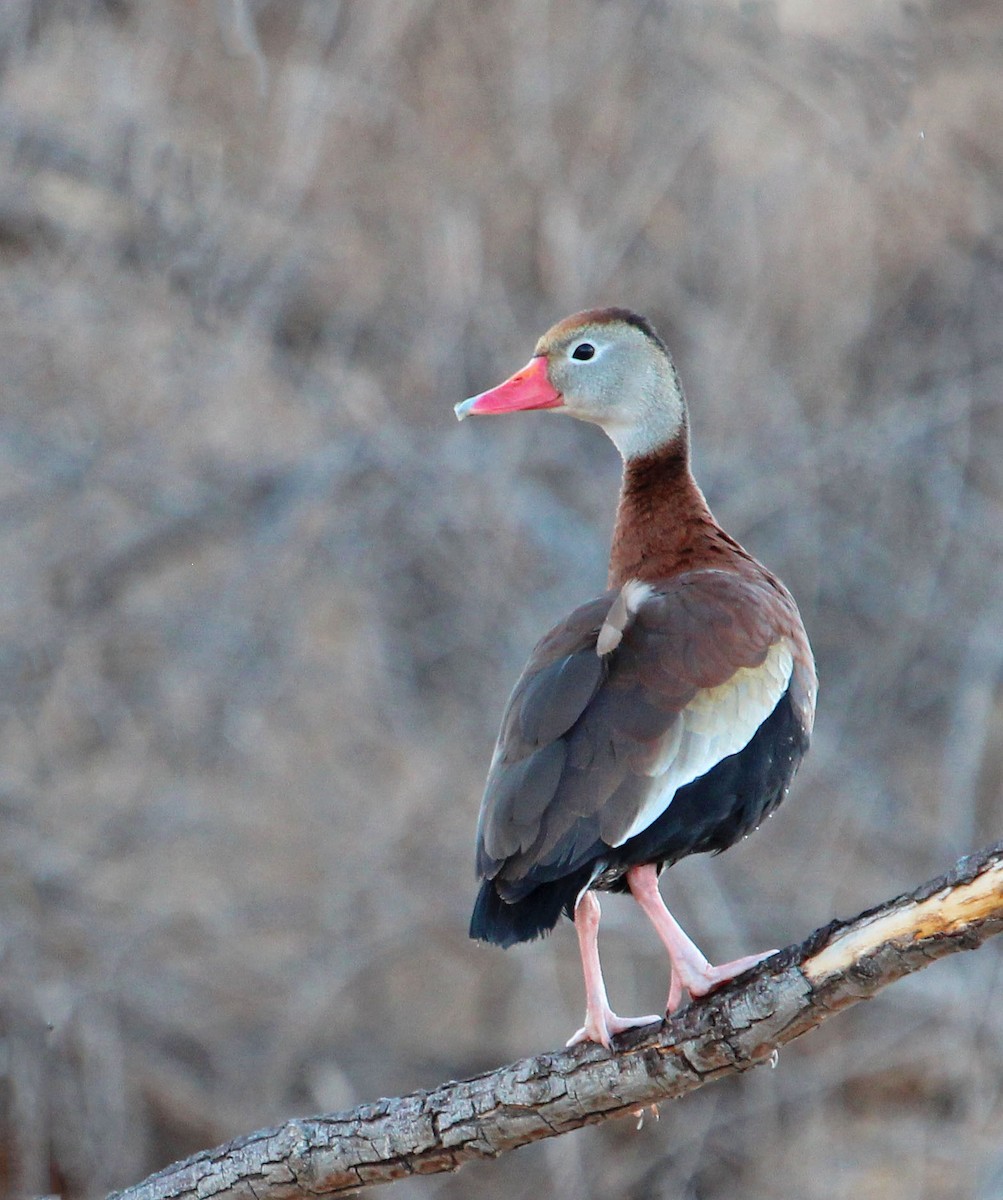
111,841 -> 1003,1200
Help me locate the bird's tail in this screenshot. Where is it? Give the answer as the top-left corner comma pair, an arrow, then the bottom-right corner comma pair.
469,869 -> 594,947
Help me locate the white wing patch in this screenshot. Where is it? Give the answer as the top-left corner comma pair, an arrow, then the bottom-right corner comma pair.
610,639 -> 795,847
597,580 -> 655,656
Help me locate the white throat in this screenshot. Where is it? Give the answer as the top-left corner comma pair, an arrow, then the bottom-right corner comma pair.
596,377 -> 686,461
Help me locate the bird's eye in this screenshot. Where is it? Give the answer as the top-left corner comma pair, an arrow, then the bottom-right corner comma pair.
571,342 -> 595,361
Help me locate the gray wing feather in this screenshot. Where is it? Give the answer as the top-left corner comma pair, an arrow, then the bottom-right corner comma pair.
475,571 -> 807,889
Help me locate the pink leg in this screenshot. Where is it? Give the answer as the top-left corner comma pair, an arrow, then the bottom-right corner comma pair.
627,864 -> 776,1013
566,890 -> 661,1049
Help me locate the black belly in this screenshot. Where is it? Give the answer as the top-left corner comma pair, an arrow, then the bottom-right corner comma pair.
602,686 -> 809,890
470,688 -> 809,946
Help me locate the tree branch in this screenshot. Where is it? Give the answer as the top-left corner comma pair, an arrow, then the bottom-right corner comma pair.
111,841 -> 1003,1200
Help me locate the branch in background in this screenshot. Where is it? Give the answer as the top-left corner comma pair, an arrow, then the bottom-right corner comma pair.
111,841 -> 1003,1200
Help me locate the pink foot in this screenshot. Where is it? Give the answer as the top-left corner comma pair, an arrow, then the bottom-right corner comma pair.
566,1007 -> 662,1050
667,947 -> 777,1011
568,889 -> 661,1048
626,863 -> 778,1014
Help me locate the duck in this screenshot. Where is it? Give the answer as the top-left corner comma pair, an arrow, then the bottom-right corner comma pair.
454,308 -> 816,1048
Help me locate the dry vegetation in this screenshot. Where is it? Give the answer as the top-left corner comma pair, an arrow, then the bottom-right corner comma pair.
0,1 -> 1001,1197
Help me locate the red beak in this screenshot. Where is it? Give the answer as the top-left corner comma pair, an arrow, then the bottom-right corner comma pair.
455,355 -> 563,420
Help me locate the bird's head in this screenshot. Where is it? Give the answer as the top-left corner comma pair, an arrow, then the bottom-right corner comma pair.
455,308 -> 687,460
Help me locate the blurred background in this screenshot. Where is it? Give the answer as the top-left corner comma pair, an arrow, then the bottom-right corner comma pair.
1,1 -> 1001,1197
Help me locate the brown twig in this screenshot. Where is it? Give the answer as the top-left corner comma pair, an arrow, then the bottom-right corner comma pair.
110,841 -> 1003,1200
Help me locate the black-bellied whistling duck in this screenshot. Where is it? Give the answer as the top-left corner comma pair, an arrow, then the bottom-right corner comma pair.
454,309 -> 817,1049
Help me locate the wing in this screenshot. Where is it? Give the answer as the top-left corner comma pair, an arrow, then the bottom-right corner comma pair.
475,568 -> 811,898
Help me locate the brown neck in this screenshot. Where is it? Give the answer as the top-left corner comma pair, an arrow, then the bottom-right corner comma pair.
607,437 -> 747,587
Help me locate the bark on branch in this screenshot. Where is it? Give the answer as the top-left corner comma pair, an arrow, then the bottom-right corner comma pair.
111,841 -> 1003,1200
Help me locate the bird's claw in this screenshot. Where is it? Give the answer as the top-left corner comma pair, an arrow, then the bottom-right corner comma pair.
666,948 -> 779,1012
566,1009 -> 662,1049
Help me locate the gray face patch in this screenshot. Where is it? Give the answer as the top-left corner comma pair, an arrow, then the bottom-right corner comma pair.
543,319 -> 687,462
